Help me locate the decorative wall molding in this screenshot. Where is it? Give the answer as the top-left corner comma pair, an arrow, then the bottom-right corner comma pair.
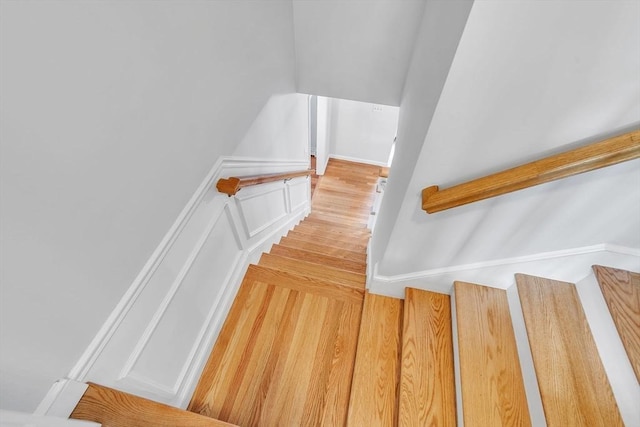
59,156 -> 310,409
368,244 -> 640,298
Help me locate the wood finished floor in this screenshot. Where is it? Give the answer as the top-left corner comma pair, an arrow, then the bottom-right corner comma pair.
188,159 -> 380,426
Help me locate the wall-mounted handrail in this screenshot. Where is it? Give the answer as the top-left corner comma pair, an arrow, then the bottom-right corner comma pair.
216,169 -> 315,196
422,129 -> 640,213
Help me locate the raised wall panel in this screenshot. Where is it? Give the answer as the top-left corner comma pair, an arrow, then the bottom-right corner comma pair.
288,177 -> 310,212
78,158 -> 310,407
122,206 -> 243,395
236,182 -> 288,238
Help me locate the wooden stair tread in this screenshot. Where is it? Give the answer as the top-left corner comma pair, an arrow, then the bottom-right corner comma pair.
258,253 -> 365,290
291,226 -> 370,244
286,231 -> 367,252
244,264 -> 363,303
399,288 -> 456,426
593,265 -> 640,382
278,236 -> 366,263
454,281 -> 531,426
347,293 -> 403,426
270,245 -> 366,274
516,274 -> 623,426
189,267 -> 363,426
295,221 -> 370,237
304,215 -> 369,230
70,383 -> 237,427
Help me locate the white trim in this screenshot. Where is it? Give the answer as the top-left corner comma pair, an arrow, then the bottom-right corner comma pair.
64,156 -> 309,396
0,410 -> 99,427
117,203 -> 232,384
236,185 -> 289,238
328,154 -> 388,167
369,244 -> 640,298
34,379 -> 89,418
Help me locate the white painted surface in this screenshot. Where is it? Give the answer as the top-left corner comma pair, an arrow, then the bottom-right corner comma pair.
71,159 -> 309,407
370,0 -> 473,267
328,99 -> 398,166
315,97 -> 331,175
575,273 -> 640,426
369,245 -> 640,298
0,411 -> 99,427
233,93 -> 309,161
0,0 -> 302,411
293,0 -> 426,106
34,380 -> 88,419
375,1 -> 640,277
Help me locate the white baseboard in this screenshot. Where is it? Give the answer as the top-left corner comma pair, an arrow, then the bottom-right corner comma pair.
369,244 -> 640,298
328,154 -> 388,167
50,156 -> 310,410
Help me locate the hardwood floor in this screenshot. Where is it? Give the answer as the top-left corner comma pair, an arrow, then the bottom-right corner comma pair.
188,158 -> 379,426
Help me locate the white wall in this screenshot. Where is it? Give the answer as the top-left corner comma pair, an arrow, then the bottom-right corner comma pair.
371,0 -> 473,265
0,0 -> 302,412
293,0 -> 426,106
315,97 -> 331,175
328,99 -> 398,166
374,1 -> 640,279
233,93 -> 309,160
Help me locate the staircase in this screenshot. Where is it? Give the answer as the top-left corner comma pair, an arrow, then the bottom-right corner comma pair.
70,159 -> 639,426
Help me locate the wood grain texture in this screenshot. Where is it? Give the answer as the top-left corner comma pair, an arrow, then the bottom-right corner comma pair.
188,275 -> 363,426
216,169 -> 314,196
399,288 -> 456,427
278,236 -> 367,263
270,244 -> 366,274
244,264 -> 364,303
70,383 -> 236,427
190,159 -> 378,426
287,230 -> 368,250
259,253 -> 365,289
593,265 -> 640,382
454,282 -> 531,427
516,274 -> 623,426
347,293 -> 403,427
422,129 -> 640,213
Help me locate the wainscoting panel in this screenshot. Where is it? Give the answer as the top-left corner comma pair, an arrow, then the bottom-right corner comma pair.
288,177 -> 310,212
236,182 -> 288,238
68,157 -> 310,408
122,205 -> 243,396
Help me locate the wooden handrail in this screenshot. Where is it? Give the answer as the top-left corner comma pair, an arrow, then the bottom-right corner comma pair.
422,129 -> 640,213
216,169 -> 315,196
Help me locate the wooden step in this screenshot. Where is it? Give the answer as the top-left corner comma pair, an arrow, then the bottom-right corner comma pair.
347,293 -> 403,426
258,253 -> 365,290
243,264 -> 363,302
270,245 -> 366,274
592,265 -> 640,381
287,230 -> 367,252
70,383 -> 236,427
516,274 -> 623,426
296,221 -> 370,237
304,215 -> 369,230
292,225 -> 370,244
399,288 -> 456,426
189,265 -> 363,426
307,213 -> 369,228
278,237 -> 366,264
454,281 -> 531,427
